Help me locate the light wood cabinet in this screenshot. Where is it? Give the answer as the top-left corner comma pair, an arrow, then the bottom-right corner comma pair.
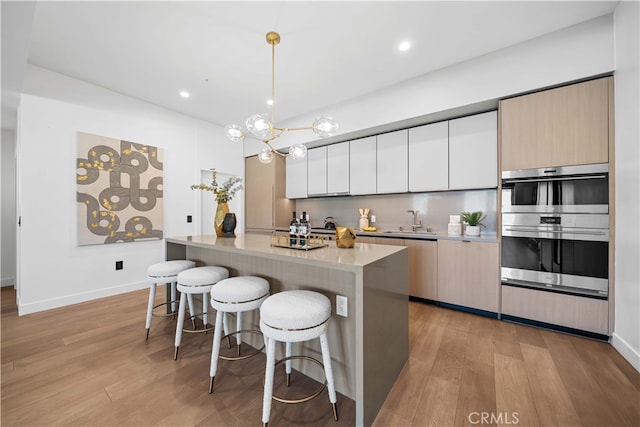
500,77 -> 611,170
405,239 -> 438,300
449,111 -> 498,189
376,130 -> 408,194
408,121 -> 449,192
501,285 -> 608,334
437,239 -> 499,312
327,142 -> 350,194
349,136 -> 377,195
307,146 -> 327,196
285,155 -> 307,199
245,155 -> 293,231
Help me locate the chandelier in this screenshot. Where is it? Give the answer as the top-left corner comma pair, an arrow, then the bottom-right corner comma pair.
224,31 -> 339,164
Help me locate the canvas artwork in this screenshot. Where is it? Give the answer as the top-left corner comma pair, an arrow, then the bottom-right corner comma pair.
76,131 -> 163,245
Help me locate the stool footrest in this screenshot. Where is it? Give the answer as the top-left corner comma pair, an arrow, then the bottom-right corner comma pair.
181,312 -> 213,334
271,355 -> 327,404
219,330 -> 264,361
151,301 -> 179,318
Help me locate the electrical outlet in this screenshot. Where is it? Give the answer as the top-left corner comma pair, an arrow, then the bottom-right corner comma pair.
336,295 -> 348,317
115,260 -> 123,270
370,214 -> 376,223
187,215 -> 193,223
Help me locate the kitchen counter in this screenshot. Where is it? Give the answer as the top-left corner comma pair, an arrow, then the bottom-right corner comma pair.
292,227 -> 498,243
165,234 -> 409,426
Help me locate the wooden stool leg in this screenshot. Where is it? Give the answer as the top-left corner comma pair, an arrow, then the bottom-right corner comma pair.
174,293 -> 187,360
209,310 -> 225,393
262,337 -> 276,426
145,283 -> 157,339
320,332 -> 338,421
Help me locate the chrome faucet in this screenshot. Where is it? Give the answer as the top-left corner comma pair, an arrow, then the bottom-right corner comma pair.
407,210 -> 422,231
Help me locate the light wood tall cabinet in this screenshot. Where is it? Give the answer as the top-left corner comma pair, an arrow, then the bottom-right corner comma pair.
376,129 -> 408,193
408,121 -> 449,192
500,77 -> 611,170
245,155 -> 293,232
349,136 -> 377,195
449,111 -> 498,189
437,239 -> 499,312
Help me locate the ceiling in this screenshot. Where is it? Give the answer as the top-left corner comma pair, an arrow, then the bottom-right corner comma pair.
1,1 -> 619,131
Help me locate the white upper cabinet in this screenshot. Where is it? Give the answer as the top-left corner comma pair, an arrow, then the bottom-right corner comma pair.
327,142 -> 350,194
285,155 -> 307,199
349,136 -> 377,195
448,111 -> 498,190
307,146 -> 328,196
376,129 -> 408,194
408,121 -> 449,192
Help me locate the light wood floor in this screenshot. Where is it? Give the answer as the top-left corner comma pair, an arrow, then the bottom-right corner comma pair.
2,287 -> 639,426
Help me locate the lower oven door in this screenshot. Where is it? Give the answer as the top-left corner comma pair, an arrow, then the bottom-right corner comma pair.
501,235 -> 608,298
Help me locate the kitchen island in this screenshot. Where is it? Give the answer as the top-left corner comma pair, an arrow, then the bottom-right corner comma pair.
165,234 -> 409,426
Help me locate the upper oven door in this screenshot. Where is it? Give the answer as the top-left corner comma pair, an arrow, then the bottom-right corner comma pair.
502,163 -> 609,214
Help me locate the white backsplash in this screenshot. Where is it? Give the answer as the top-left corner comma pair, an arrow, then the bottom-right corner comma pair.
294,189 -> 497,233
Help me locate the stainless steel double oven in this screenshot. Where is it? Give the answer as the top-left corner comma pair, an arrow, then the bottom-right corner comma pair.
501,163 -> 609,299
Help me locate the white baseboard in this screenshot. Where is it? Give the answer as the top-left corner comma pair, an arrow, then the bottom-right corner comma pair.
2,277 -> 15,286
17,280 -> 149,316
611,332 -> 640,373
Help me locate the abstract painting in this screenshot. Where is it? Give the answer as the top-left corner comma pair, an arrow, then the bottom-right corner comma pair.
76,131 -> 163,245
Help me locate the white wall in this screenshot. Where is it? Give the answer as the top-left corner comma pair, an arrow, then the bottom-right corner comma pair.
1,128 -> 16,286
17,65 -> 243,315
250,14 -> 615,155
612,1 -> 640,372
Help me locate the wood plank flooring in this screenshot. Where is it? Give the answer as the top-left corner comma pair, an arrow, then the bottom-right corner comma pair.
2,287 -> 639,426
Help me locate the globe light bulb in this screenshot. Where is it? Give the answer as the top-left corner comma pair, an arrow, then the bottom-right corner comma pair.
258,147 -> 275,164
246,114 -> 273,140
312,116 -> 339,137
289,144 -> 307,160
224,124 -> 245,142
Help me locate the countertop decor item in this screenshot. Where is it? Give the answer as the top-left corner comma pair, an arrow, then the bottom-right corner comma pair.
460,211 -> 486,237
358,208 -> 370,231
336,226 -> 356,248
191,168 -> 243,236
223,32 -> 338,164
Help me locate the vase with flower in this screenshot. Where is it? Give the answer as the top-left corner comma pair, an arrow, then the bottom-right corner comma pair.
191,169 -> 243,237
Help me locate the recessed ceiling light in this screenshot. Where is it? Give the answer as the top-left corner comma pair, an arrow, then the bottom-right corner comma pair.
180,91 -> 190,98
398,41 -> 411,52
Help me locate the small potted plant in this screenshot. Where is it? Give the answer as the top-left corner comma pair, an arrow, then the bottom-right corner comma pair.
460,211 -> 486,237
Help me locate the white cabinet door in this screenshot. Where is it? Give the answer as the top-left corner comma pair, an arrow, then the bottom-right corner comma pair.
307,146 -> 327,196
449,111 -> 498,189
327,142 -> 350,194
286,155 -> 307,199
377,129 -> 408,194
408,121 -> 449,192
349,136 -> 377,195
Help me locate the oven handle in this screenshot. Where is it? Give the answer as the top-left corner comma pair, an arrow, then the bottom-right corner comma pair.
504,227 -> 608,236
502,174 -> 607,184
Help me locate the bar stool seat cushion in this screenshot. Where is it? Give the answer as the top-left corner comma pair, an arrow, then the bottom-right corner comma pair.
211,276 -> 270,305
178,266 -> 229,288
147,260 -> 195,278
260,290 -> 331,342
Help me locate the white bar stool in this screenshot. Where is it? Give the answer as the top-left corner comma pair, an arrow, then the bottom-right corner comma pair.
208,276 -> 270,393
145,260 -> 195,339
174,266 -> 229,359
260,290 -> 338,427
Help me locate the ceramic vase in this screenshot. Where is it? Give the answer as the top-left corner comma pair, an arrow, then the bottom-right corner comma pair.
222,213 -> 237,237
